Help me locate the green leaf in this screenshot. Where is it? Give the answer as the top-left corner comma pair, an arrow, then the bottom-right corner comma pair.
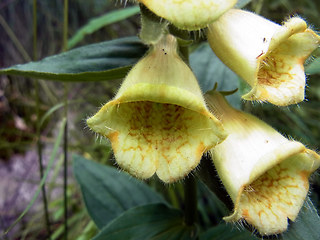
306,57 -> 320,75
72,155 -> 165,229
282,198 -> 320,240
0,37 -> 147,82
200,223 -> 257,240
189,43 -> 241,108
68,6 -> 140,49
93,204 -> 197,240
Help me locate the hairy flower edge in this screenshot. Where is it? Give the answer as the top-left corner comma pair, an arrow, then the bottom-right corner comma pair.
87,35 -> 226,183
205,91 -> 320,235
208,9 -> 320,106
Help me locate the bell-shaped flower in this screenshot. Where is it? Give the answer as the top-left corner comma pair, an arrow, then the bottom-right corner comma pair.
205,90 -> 320,235
87,35 -> 226,183
207,9 -> 320,106
137,0 -> 237,30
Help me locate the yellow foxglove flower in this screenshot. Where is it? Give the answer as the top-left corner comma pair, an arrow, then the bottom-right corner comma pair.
207,9 -> 320,106
205,91 -> 320,235
87,35 -> 226,183
137,0 -> 237,30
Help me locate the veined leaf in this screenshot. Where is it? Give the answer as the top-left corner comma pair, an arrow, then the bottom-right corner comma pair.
73,155 -> 165,229
93,204 -> 197,240
0,37 -> 147,82
68,6 -> 140,49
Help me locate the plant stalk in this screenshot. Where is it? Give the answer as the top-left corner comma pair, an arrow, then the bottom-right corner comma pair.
63,0 -> 69,239
33,0 -> 52,238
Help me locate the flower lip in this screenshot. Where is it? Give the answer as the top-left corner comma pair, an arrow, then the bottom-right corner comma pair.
205,91 -> 320,235
231,149 -> 320,235
87,35 -> 226,183
207,9 -> 320,106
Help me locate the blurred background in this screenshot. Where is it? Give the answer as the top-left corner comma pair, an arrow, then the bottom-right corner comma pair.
0,0 -> 320,239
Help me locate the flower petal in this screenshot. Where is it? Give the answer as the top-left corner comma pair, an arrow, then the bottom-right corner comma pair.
137,0 -> 237,30
205,91 -> 320,235
236,150 -> 317,235
88,100 -> 222,182
208,9 -> 320,106
87,35 -> 226,182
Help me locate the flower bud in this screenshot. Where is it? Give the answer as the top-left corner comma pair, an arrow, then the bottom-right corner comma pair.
207,9 -> 320,106
87,35 -> 226,183
205,91 -> 320,235
137,0 -> 237,30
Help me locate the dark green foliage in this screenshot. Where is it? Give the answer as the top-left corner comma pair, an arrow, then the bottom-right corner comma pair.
0,37 -> 147,81
93,204 -> 197,240
73,154 -> 165,229
68,6 -> 140,49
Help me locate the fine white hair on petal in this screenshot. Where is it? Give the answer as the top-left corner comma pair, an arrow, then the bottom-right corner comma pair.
235,218 -> 246,231
94,132 -> 99,142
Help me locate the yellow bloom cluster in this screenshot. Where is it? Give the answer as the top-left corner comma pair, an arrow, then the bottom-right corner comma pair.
88,1 -> 320,236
